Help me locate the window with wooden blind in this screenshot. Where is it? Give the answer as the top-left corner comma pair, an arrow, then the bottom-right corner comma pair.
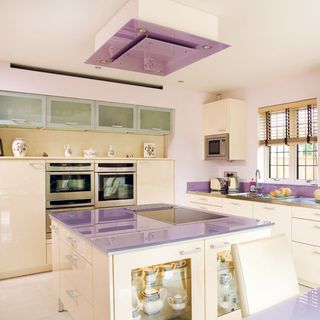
259,98 -> 318,181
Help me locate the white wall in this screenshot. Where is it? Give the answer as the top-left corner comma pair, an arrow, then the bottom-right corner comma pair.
217,70 -> 320,181
0,61 -> 218,204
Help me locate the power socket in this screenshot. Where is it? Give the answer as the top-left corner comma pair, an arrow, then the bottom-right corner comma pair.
224,171 -> 237,177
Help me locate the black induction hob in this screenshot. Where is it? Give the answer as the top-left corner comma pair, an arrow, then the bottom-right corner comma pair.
134,205 -> 226,225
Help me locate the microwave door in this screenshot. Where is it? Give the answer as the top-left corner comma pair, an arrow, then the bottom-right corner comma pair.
209,140 -> 221,155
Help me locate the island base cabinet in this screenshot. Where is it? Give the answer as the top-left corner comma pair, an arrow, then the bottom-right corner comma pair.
113,240 -> 205,320
205,228 -> 271,320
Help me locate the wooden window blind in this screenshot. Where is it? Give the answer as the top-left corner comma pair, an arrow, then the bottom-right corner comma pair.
259,98 -> 317,146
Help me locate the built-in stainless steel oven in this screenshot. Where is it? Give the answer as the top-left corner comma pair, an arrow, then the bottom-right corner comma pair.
45,161 -> 95,239
95,161 -> 136,208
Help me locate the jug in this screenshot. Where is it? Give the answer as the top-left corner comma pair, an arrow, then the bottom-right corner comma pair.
139,286 -> 167,315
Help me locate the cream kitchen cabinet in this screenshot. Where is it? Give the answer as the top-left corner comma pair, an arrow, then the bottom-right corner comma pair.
202,99 -> 246,160
187,193 -> 224,213
0,90 -> 46,128
0,160 -> 48,279
253,202 -> 292,243
222,199 -> 253,218
136,160 -> 175,205
291,206 -> 320,288
205,228 -> 271,320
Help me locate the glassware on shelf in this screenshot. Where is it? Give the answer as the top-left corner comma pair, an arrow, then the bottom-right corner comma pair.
160,263 -> 175,284
144,266 -> 159,286
139,286 -> 167,315
167,293 -> 188,311
132,304 -> 141,320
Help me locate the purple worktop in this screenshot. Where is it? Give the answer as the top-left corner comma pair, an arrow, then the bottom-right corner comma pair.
247,288 -> 320,320
50,204 -> 272,254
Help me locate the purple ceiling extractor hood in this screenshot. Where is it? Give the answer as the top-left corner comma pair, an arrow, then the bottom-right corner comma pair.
85,0 -> 230,76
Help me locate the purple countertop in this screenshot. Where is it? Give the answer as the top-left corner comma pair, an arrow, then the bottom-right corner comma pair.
50,204 -> 272,254
247,288 -> 320,320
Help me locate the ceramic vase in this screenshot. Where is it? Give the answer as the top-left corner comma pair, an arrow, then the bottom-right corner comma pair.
12,138 -> 27,157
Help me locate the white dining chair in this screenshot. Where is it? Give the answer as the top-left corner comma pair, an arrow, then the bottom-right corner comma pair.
231,234 -> 299,318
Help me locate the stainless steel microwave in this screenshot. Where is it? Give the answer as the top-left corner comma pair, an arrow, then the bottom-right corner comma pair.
204,134 -> 229,160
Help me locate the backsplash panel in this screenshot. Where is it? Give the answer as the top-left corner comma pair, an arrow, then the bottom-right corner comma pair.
0,128 -> 165,158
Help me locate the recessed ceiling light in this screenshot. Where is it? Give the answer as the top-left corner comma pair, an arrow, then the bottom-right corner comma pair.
137,27 -> 148,33
202,44 -> 212,49
99,59 -> 109,64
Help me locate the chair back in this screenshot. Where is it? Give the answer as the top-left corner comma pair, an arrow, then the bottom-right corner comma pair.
231,234 -> 299,318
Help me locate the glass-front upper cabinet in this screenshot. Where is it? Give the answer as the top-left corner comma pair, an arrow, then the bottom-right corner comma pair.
113,240 -> 204,319
95,101 -> 136,132
137,106 -> 173,135
0,91 -> 46,127
47,96 -> 94,130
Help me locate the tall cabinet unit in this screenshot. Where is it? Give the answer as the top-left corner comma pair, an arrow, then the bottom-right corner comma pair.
0,91 -> 45,127
202,99 -> 246,160
0,160 -> 47,279
136,160 -> 175,205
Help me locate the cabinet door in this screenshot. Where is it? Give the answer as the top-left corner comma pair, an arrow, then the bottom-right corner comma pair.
253,203 -> 291,242
0,91 -> 45,127
137,160 -> 174,205
0,160 -> 46,274
51,221 -> 60,297
96,101 -> 136,132
47,96 -> 94,130
113,240 -> 205,320
222,199 -> 253,218
202,100 -> 228,136
137,106 -> 173,134
205,228 -> 271,320
187,193 -> 224,213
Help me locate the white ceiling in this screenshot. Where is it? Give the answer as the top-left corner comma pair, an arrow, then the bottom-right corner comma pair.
1,0 -> 320,93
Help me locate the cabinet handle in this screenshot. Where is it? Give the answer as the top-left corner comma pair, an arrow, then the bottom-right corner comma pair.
199,197 -> 208,201
66,254 -> 78,265
151,127 -> 162,131
29,163 -> 44,169
313,251 -> 320,255
313,212 -> 320,216
66,289 -> 80,301
199,206 -> 208,210
218,129 -> 226,132
65,122 -> 79,126
210,242 -> 231,249
111,124 -> 123,128
231,202 -> 240,206
50,225 -> 59,231
65,236 -> 77,247
313,225 -> 320,229
11,118 -> 27,123
179,247 -> 202,255
264,207 -> 275,210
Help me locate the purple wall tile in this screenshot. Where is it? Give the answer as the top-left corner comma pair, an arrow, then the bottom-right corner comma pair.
186,181 -> 211,193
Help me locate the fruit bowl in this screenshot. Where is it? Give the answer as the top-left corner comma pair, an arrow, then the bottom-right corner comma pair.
269,187 -> 292,198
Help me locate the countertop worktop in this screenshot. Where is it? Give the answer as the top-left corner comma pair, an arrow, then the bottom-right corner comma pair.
247,288 -> 320,320
187,191 -> 320,210
0,156 -> 172,161
50,204 -> 272,254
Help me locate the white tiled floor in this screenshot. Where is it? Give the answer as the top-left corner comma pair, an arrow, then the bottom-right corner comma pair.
0,272 -> 72,320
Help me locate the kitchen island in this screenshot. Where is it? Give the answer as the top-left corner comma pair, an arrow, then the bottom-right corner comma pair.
50,204 -> 272,320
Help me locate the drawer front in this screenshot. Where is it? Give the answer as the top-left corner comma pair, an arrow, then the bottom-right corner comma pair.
292,242 -> 320,286
187,193 -> 223,207
292,218 -> 320,247
60,240 -> 93,304
60,225 -> 92,263
187,201 -> 224,213
292,206 -> 320,222
61,275 -> 94,320
222,199 -> 253,218
253,203 -> 292,241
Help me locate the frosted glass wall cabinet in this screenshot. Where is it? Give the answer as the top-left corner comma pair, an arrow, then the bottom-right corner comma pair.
95,101 -> 136,132
47,96 -> 94,130
202,99 -> 246,160
0,91 -> 45,128
137,106 -> 173,135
